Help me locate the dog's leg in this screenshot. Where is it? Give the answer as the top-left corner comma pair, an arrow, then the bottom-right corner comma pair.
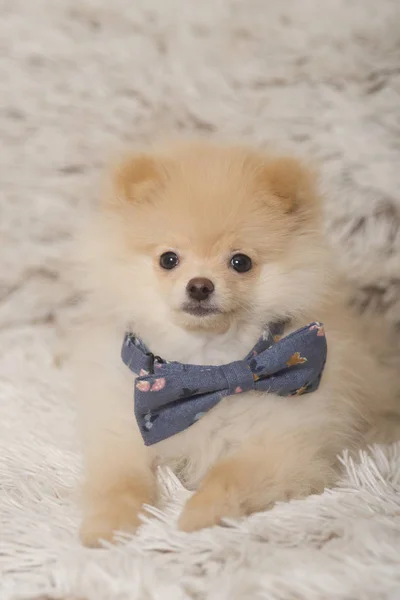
178,417 -> 342,532
74,325 -> 156,547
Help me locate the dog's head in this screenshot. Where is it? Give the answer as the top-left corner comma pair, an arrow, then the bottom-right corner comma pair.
84,142 -> 328,339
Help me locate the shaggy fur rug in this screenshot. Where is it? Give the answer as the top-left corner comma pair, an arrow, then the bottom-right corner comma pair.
1,1 -> 400,598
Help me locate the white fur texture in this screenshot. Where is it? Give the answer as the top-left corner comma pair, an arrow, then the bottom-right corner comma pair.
1,0 -> 400,597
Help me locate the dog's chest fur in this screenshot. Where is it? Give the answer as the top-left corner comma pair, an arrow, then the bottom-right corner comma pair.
147,321 -> 300,488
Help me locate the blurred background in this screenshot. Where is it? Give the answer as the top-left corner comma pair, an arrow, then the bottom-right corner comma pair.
1,0 -> 399,357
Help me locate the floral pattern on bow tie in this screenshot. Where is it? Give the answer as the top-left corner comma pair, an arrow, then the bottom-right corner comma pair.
136,377 -> 166,393
286,352 -> 308,367
289,384 -> 309,397
144,412 -> 159,430
309,323 -> 325,336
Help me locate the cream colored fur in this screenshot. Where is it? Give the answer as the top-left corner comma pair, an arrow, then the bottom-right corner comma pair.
73,141 -> 398,546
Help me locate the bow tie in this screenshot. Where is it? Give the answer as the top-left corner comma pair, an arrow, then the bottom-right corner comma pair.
121,321 -> 327,446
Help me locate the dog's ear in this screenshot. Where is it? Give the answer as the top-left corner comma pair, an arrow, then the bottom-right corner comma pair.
109,154 -> 163,205
258,157 -> 317,215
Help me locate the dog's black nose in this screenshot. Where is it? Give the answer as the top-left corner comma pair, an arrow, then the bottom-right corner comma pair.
186,277 -> 215,301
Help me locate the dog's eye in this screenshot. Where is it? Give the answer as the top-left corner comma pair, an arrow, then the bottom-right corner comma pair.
230,253 -> 252,273
160,251 -> 179,270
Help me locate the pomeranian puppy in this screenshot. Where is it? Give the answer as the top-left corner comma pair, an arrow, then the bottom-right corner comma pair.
73,140 -> 397,547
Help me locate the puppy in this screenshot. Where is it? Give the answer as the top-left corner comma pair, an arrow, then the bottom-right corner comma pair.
73,140 -> 397,546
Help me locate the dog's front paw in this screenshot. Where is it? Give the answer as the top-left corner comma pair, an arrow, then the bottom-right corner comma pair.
80,481 -> 155,547
178,477 -> 242,532
80,504 -> 142,547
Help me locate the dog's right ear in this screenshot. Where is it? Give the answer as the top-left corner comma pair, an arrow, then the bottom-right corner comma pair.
108,154 -> 163,206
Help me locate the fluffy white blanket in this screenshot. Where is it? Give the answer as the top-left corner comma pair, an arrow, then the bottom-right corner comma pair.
1,0 -> 400,598
1,338 -> 400,599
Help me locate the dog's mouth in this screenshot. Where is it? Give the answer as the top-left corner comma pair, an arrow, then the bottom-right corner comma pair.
181,303 -> 222,317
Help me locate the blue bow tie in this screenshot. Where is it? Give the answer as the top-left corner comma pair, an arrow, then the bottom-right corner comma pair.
121,321 -> 327,446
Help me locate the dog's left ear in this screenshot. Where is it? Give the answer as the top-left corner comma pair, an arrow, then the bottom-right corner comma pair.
107,154 -> 165,207
259,157 -> 317,215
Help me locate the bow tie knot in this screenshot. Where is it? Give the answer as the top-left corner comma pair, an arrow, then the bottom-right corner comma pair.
220,360 -> 256,396
122,321 -> 327,445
